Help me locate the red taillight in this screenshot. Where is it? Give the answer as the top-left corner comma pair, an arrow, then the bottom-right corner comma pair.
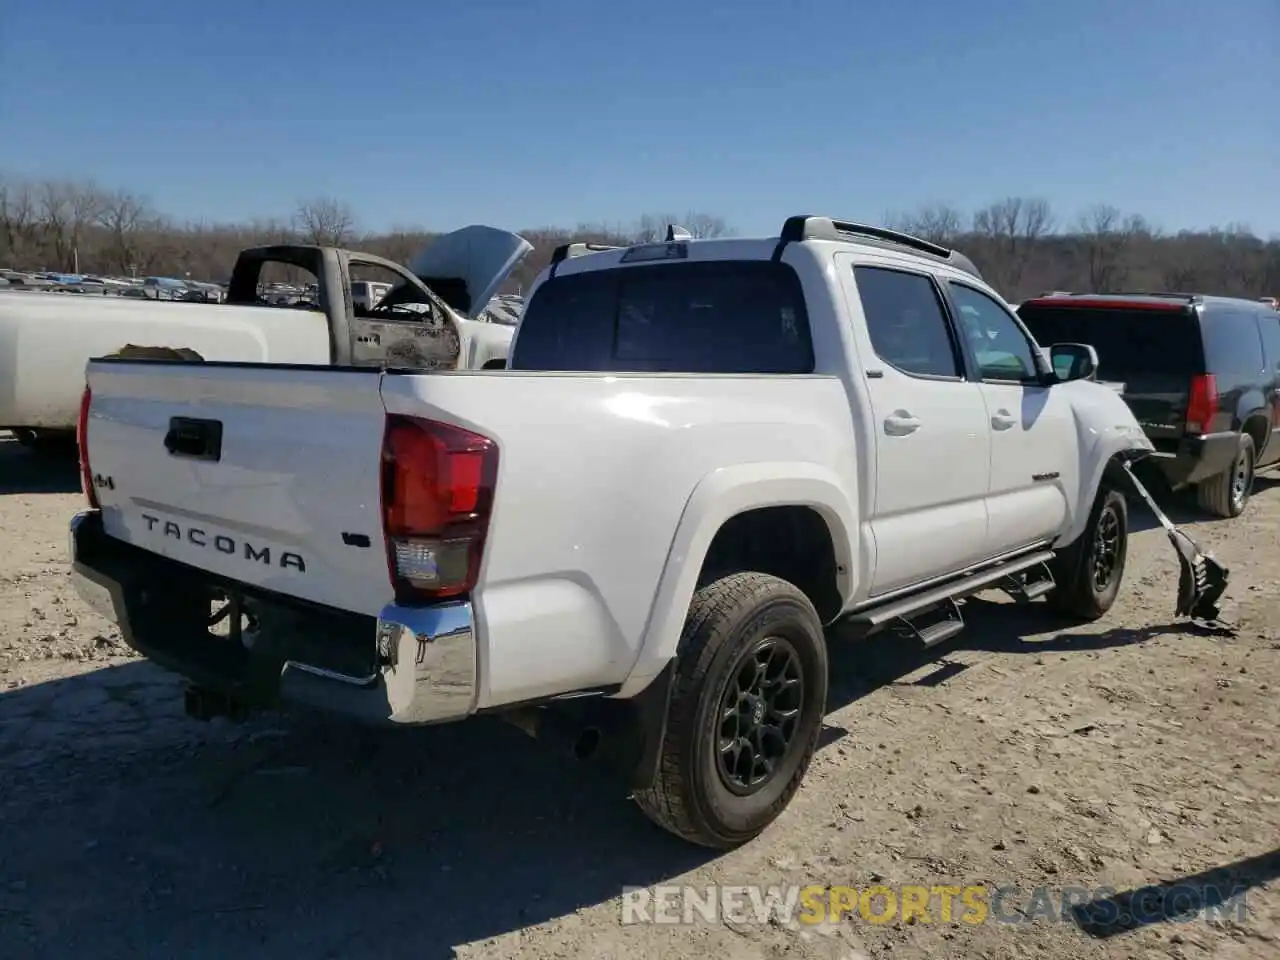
380,415 -> 498,603
76,385 -> 98,508
1185,374 -> 1219,435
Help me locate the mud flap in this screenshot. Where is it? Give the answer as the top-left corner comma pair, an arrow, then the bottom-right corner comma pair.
1119,460 -> 1230,623
624,660 -> 676,793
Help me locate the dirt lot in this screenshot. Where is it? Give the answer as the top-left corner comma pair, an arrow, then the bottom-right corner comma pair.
0,430 -> 1276,960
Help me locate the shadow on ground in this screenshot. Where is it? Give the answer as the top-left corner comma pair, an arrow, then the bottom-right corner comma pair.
1122,485 -> 1209,534
1070,847 -> 1280,937
0,589 -> 1213,959
1124,470 -> 1280,533
3,465 -> 1268,957
0,659 -> 712,959
0,433 -> 80,496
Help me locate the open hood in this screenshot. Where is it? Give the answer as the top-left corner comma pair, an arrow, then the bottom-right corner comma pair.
407,224 -> 532,318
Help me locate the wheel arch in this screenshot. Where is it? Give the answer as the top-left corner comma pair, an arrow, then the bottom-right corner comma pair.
1240,414 -> 1267,459
616,462 -> 856,699
1060,432 -> 1147,548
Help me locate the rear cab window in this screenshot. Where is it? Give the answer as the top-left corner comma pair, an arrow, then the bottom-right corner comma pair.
511,260 -> 814,373
1015,300 -> 1205,383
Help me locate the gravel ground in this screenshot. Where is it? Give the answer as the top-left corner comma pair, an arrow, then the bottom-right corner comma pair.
0,430 -> 1276,960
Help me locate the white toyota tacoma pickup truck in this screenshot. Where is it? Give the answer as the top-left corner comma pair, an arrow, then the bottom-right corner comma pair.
69,217 -> 1214,849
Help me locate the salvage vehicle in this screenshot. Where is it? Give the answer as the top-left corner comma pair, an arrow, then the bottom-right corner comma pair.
68,217 -> 1228,849
1017,293 -> 1280,518
0,225 -> 531,449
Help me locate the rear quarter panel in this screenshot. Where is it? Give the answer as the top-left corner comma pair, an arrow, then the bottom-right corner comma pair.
381,372 -> 859,708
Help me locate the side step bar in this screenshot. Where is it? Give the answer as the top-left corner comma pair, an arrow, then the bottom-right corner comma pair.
849,550 -> 1057,629
894,597 -> 965,648
1003,560 -> 1056,602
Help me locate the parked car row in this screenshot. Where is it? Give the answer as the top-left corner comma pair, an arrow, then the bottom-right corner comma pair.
0,269 -> 224,298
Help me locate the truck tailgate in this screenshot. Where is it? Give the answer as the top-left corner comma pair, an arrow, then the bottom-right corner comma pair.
84,360 -> 391,616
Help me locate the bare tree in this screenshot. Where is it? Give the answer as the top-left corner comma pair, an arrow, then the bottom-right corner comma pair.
631,211 -> 732,242
95,190 -> 152,275
1074,204 -> 1146,292
3,170 -> 1279,302
0,177 -> 39,265
38,180 -> 105,271
885,203 -> 964,246
970,196 -> 1055,296
1216,223 -> 1268,296
294,197 -> 356,247
682,212 -> 732,239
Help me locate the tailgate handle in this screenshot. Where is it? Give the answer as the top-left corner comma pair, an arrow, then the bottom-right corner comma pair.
164,417 -> 223,461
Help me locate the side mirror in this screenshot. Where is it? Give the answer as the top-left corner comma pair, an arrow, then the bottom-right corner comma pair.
1049,342 -> 1098,382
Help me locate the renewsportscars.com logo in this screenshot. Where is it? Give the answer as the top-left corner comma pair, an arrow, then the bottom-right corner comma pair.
621,882 -> 1250,928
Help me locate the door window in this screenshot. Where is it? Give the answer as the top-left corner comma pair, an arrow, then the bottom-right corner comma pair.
949,283 -> 1040,382
852,266 -> 960,378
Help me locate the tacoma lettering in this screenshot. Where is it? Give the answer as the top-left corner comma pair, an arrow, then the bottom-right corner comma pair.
141,513 -> 305,571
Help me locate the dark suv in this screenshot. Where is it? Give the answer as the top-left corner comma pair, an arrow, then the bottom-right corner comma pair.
1017,293 -> 1280,518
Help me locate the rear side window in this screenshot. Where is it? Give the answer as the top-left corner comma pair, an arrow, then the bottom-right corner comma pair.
1258,311 -> 1280,371
1201,308 -> 1264,374
853,266 -> 960,378
1016,304 -> 1203,379
511,260 -> 813,373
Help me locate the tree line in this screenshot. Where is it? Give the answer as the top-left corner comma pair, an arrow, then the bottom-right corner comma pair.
1,174 -> 1276,301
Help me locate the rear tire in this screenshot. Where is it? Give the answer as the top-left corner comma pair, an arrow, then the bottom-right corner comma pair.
1047,486 -> 1128,621
1195,433 -> 1254,519
633,572 -> 828,849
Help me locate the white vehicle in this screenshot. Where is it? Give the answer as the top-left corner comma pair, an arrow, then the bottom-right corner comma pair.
0,225 -> 530,449
350,280 -> 392,312
69,217 -> 1219,849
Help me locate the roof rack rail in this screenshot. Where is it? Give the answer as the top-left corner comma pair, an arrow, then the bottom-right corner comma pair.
776,215 -> 983,280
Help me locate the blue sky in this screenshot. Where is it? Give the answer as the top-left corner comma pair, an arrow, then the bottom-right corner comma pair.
3,0 -> 1276,236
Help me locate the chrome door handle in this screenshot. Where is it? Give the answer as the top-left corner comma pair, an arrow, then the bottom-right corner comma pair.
884,413 -> 921,436
991,410 -> 1016,430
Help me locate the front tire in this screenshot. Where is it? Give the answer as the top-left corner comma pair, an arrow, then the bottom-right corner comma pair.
1048,486 -> 1128,621
633,572 -> 828,849
1196,433 -> 1254,519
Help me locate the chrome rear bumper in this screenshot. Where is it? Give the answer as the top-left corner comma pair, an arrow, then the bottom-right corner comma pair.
68,509 -> 477,725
